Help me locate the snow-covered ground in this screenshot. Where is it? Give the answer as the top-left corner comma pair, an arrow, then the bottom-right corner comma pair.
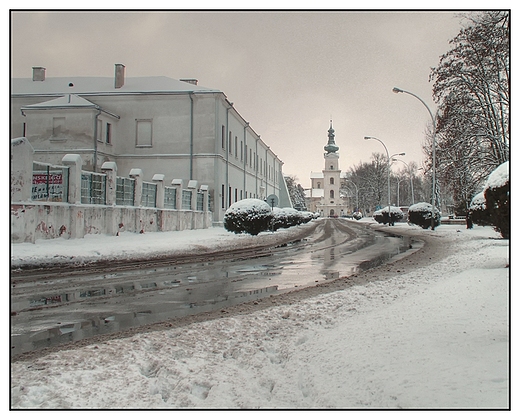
10,221 -> 512,410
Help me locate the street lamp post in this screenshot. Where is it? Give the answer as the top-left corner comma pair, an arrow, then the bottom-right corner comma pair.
393,87 -> 437,229
364,137 -> 405,224
392,158 -> 415,204
343,178 -> 359,211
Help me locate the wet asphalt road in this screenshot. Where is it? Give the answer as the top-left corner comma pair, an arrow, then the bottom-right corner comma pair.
10,219 -> 415,356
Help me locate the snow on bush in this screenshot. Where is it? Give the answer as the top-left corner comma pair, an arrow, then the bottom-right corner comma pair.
271,207 -> 289,231
408,202 -> 441,230
468,191 -> 490,227
353,211 -> 363,220
224,199 -> 273,236
484,161 -> 509,239
373,206 -> 404,226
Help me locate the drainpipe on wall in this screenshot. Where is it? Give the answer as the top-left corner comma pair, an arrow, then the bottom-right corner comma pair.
189,93 -> 194,179
225,102 -> 232,208
255,137 -> 259,198
93,108 -> 102,172
243,123 -> 249,195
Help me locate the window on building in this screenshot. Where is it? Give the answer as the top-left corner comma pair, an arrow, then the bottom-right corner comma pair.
136,119 -> 152,147
221,184 -> 225,209
317,182 -> 321,189
52,117 -> 65,138
330,165 -> 334,170
240,141 -> 243,161
229,131 -> 232,153
221,125 -> 225,149
106,123 -> 112,144
330,177 -> 334,185
330,190 -> 335,199
235,136 -> 238,158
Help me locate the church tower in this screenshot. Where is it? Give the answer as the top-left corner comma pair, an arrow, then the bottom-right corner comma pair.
305,121 -> 350,215
320,120 -> 343,217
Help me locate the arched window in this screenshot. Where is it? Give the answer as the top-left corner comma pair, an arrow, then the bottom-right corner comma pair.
330,165 -> 334,170
330,190 -> 335,199
317,182 -> 321,189
330,177 -> 334,185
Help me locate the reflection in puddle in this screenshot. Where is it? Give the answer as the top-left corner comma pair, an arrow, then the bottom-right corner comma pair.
11,227 -> 420,357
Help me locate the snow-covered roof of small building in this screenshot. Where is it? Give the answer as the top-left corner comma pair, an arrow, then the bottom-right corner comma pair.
11,76 -> 220,96
304,188 -> 324,198
21,94 -> 120,119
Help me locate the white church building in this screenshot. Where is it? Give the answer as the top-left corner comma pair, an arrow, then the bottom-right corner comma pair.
305,121 -> 351,216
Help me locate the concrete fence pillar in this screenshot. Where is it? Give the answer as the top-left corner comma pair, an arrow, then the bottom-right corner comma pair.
152,174 -> 165,208
188,180 -> 198,210
62,154 -> 83,204
200,185 -> 209,212
10,137 -> 34,202
172,179 -> 183,210
101,161 -> 118,206
129,168 -> 143,206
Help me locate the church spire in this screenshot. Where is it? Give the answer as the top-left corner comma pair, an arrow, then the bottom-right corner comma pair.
324,120 -> 339,154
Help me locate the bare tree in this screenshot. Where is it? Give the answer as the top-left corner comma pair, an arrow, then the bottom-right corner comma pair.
428,11 -> 509,211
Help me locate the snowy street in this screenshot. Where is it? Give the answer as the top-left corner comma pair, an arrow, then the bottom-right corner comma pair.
10,221 -> 510,409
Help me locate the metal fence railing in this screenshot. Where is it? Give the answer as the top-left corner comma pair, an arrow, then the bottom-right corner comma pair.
141,182 -> 157,207
164,186 -> 177,209
32,162 -> 69,202
81,171 -> 106,204
181,190 -> 192,209
116,176 -> 135,206
196,191 -> 204,211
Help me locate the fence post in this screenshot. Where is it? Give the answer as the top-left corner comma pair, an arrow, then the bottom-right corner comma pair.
101,161 -> 117,206
200,185 -> 209,212
172,179 -> 183,210
152,174 -> 165,208
10,137 -> 34,202
188,180 -> 198,210
62,154 -> 83,204
129,168 -> 143,206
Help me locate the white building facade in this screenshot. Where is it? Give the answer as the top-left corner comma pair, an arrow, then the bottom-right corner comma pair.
305,122 -> 350,216
11,64 -> 291,224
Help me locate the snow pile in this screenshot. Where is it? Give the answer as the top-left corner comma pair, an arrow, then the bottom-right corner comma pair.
469,191 -> 486,211
225,198 -> 272,216
10,224 -> 510,409
10,225 -> 309,268
485,161 -> 509,190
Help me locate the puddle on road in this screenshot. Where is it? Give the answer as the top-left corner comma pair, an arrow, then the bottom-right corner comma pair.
11,232 -> 420,357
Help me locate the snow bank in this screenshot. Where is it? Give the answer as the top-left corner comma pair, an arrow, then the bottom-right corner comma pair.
485,161 -> 509,190
10,224 -> 510,409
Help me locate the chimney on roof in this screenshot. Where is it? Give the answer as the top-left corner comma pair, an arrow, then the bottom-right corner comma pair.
180,78 -> 198,86
32,66 -> 46,82
114,64 -> 125,89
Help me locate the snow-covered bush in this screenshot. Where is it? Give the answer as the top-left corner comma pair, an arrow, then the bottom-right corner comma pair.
282,207 -> 303,227
484,162 -> 509,239
353,211 -> 363,220
373,206 -> 404,226
271,207 -> 289,231
223,199 -> 273,235
408,202 -> 441,229
468,191 -> 490,227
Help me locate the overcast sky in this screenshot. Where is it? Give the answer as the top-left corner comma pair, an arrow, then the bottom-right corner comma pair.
11,10 -> 470,188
